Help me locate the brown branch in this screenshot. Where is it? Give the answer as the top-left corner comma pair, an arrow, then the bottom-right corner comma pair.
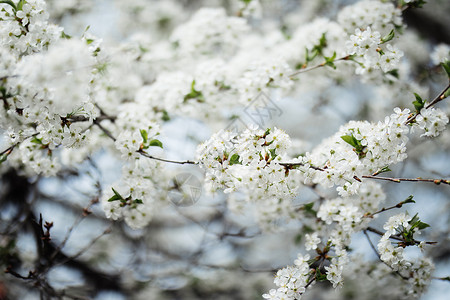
361,175 -> 450,185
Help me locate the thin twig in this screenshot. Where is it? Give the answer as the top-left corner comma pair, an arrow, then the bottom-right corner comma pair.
93,119 -> 116,142
49,198 -> 99,262
288,55 -> 352,78
138,150 -> 198,165
361,175 -> 450,185
0,133 -> 39,156
55,225 -> 112,267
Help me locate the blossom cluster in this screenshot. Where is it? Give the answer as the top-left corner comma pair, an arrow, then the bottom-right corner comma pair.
263,254 -> 313,300
0,7 -> 103,176
298,108 -> 411,196
377,213 -> 411,270
0,0 -> 62,55
101,123 -> 165,229
346,26 -> 404,74
377,213 -> 435,297
415,107 -> 449,137
337,0 -> 402,34
196,127 -> 302,228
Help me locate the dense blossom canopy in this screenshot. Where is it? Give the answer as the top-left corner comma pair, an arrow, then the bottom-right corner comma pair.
0,0 -> 449,299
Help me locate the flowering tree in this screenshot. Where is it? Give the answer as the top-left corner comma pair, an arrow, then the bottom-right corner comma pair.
0,0 -> 449,299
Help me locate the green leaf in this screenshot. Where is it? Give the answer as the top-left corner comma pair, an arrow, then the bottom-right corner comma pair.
229,153 -> 240,165
294,233 -> 302,244
16,0 -> 25,11
386,69 -> 399,79
405,0 -> 426,8
302,225 -> 314,234
445,89 -> 450,99
379,166 -> 391,174
30,137 -> 43,145
0,0 -> 17,11
409,213 -> 419,225
380,29 -> 395,44
324,52 -> 337,69
269,148 -> 277,159
61,31 -> 72,39
0,154 -> 7,164
402,195 -> 415,204
108,188 -> 123,202
303,202 -> 317,217
134,199 -> 143,204
183,80 -> 204,103
412,93 -> 426,112
416,221 -> 430,230
140,129 -> 148,144
341,134 -> 358,148
304,202 -> 314,211
408,213 -> 430,232
161,110 -> 170,121
316,269 -> 327,281
149,139 -> 163,148
442,60 -> 450,79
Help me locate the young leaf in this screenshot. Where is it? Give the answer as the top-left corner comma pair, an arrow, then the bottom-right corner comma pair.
315,269 -> 327,281
442,60 -> 450,79
184,80 -> 205,102
229,153 -> 240,165
380,29 -> 395,44
402,195 -> 415,204
412,93 -> 425,112
31,137 -> 43,145
140,129 -> 148,144
61,31 -> 72,39
269,148 -> 277,159
17,0 -> 25,11
416,221 -> 430,230
409,213 -> 419,225
378,166 -> 392,174
324,52 -> 337,69
161,110 -> 170,121
149,139 -> 163,148
341,135 -> 358,148
108,188 -> 123,202
303,202 -> 317,216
